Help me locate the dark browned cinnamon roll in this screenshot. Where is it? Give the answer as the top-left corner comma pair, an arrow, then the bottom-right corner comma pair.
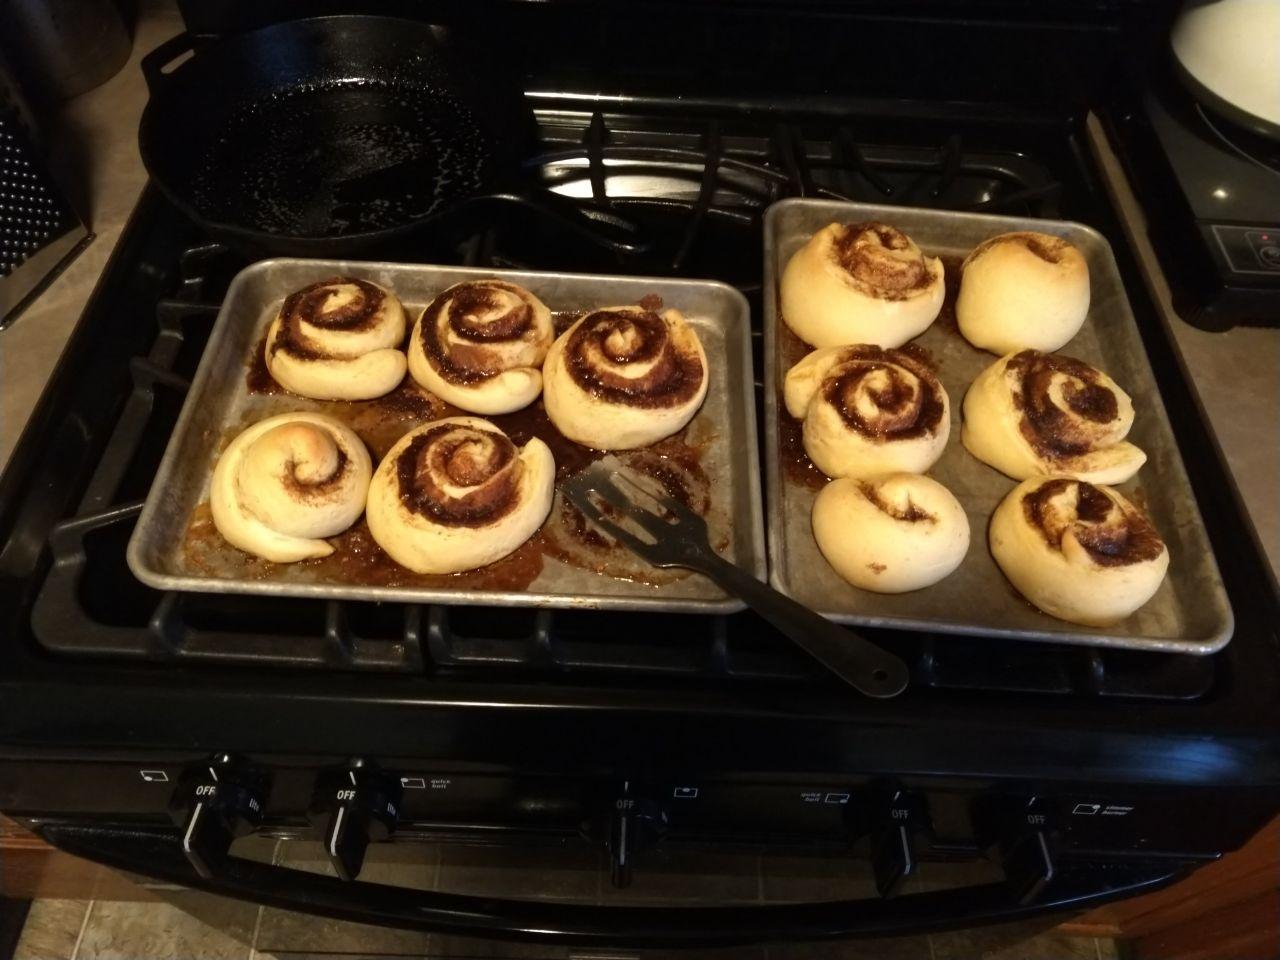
779,222 -> 945,348
407,279 -> 553,414
542,304 -> 709,449
265,277 -> 407,400
962,349 -> 1145,483
366,417 -> 553,574
783,344 -> 950,478
990,477 -> 1169,626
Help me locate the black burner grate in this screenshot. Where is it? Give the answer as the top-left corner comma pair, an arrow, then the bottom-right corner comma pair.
18,108 -> 1212,700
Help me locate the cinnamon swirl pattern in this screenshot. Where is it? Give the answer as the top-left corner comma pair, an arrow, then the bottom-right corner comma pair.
963,350 -> 1146,484
784,345 -> 950,479
365,417 -> 554,574
407,280 -> 554,415
265,277 -> 407,400
990,477 -> 1169,627
812,473 -> 970,593
542,304 -> 708,450
210,413 -> 372,563
780,222 -> 945,348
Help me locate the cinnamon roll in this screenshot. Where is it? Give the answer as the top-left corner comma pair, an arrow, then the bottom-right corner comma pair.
780,222 -> 945,348
542,304 -> 708,450
265,277 -> 407,400
210,412 -> 372,563
407,279 -> 554,414
990,477 -> 1169,627
812,473 -> 970,593
365,417 -> 554,574
956,232 -> 1090,355
963,350 -> 1146,484
784,345 -> 950,479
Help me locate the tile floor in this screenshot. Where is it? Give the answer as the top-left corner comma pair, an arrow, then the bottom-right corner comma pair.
11,841 -> 1123,960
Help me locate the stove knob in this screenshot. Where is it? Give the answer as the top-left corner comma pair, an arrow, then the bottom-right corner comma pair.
849,785 -> 931,899
973,795 -> 1056,906
168,753 -> 266,879
604,784 -> 667,889
307,759 -> 402,881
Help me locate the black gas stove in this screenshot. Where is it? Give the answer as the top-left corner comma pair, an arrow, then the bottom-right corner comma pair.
1,1 -> 1279,948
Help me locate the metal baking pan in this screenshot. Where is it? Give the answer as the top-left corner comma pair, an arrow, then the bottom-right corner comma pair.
127,260 -> 764,613
763,198 -> 1234,654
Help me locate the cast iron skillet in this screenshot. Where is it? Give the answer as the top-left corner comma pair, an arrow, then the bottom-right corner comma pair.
138,17 -> 647,257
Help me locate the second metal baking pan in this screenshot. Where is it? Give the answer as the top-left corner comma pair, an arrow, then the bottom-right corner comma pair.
763,198 -> 1233,654
127,260 -> 764,613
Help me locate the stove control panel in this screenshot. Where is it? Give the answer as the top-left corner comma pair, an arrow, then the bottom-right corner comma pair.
599,781 -> 668,889
306,759 -> 402,881
847,783 -> 931,899
973,794 -> 1057,905
1209,224 -> 1280,276
7,759 -> 1273,898
167,753 -> 267,879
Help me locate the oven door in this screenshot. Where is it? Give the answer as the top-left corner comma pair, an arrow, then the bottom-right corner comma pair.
38,818 -> 1189,947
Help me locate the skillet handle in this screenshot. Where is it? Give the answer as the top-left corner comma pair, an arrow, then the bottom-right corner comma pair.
472,188 -> 654,256
141,34 -> 202,93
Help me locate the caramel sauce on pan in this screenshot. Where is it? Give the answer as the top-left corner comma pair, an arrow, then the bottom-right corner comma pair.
539,427 -> 716,586
774,317 -> 828,490
307,520 -> 544,590
552,309 -> 584,336
245,331 -> 283,394
343,382 -> 447,461
933,255 -> 964,337
184,507 -> 543,591
195,293 -> 722,590
778,414 -> 827,491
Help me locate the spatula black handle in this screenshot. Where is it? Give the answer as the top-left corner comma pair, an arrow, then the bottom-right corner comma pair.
694,553 -> 909,698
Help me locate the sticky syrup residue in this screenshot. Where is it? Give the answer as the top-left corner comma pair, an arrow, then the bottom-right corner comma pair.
190,293 -> 729,592
775,319 -> 827,490
934,254 -> 964,336
183,508 -> 543,591
540,426 -> 722,586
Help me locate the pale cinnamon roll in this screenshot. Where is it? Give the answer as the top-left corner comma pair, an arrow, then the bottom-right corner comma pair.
265,277 -> 407,400
990,477 -> 1169,627
780,222 -> 945,348
542,304 -> 708,450
407,279 -> 554,415
957,232 -> 1090,355
365,417 -> 554,574
813,473 -> 970,593
210,412 -> 372,563
784,345 -> 950,479
963,350 -> 1146,484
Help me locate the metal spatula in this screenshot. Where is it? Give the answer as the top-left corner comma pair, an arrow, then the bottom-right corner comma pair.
562,465 -> 909,698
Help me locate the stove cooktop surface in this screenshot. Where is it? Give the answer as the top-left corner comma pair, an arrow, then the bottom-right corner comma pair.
0,94 -> 1277,791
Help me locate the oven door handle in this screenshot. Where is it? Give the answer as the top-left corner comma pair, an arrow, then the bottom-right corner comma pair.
41,821 -> 1182,947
